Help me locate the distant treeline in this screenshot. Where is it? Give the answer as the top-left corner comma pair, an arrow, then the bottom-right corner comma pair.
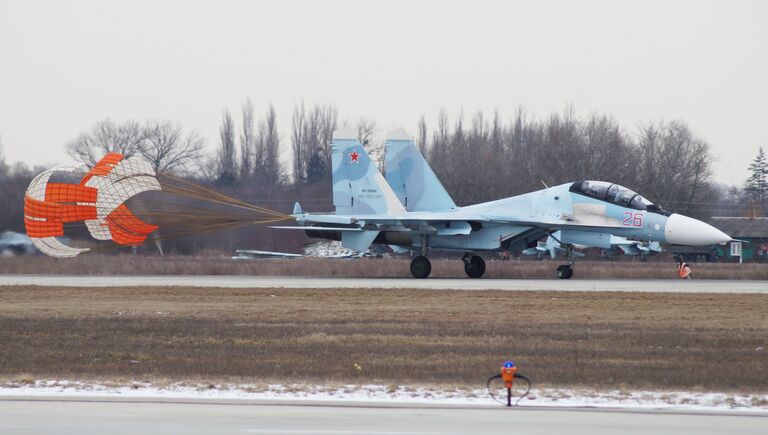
0,102 -> 764,254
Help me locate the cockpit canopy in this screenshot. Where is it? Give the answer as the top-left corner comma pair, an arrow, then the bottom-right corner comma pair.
569,180 -> 663,212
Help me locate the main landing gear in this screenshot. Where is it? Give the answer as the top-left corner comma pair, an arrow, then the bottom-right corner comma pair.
409,254 -> 486,279
463,253 -> 486,278
410,235 -> 432,279
408,235 -> 487,279
410,255 -> 432,279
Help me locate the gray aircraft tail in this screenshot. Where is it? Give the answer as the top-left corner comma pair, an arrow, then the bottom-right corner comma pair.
384,128 -> 457,212
330,128 -> 405,252
331,127 -> 405,216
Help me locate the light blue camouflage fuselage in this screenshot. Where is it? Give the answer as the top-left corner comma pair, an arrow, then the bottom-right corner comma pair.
274,127 -> 730,273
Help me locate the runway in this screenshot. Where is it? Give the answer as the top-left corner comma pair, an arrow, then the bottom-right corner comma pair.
0,397 -> 765,435
1,275 -> 767,293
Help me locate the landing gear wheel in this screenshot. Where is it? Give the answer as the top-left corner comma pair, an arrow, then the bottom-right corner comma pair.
464,255 -> 486,278
556,264 -> 574,279
410,255 -> 432,279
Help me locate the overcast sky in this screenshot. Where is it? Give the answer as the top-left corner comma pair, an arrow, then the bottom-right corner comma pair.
1,0 -> 766,185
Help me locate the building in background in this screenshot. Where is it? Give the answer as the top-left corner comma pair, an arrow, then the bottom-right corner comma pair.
709,217 -> 768,262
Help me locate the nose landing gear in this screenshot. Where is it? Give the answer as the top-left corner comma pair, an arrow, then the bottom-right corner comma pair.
463,254 -> 486,278
556,264 -> 573,279
556,244 -> 576,279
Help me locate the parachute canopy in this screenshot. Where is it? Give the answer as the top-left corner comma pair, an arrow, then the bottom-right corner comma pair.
24,153 -> 292,258
24,153 -> 161,257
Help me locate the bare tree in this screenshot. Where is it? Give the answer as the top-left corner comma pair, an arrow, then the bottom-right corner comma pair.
65,119 -> 144,166
141,120 -> 205,175
356,117 -> 377,145
303,105 -> 322,183
254,104 -> 282,185
262,104 -> 282,184
356,117 -> 381,168
490,110 -> 502,152
580,114 -> 631,184
0,159 -> 37,232
217,110 -> 238,185
429,108 -> 450,173
239,98 -> 255,180
317,104 -> 338,178
291,101 -> 306,182
635,120 -> 714,216
292,102 -> 337,183
0,135 -> 6,177
417,115 -> 428,155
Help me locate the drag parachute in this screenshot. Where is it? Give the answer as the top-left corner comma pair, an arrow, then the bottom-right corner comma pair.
24,153 -> 161,257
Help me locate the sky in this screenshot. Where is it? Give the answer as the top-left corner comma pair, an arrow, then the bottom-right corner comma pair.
0,0 -> 766,186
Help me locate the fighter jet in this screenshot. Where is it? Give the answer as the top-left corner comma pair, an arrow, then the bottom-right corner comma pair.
0,231 -> 35,256
273,128 -> 731,279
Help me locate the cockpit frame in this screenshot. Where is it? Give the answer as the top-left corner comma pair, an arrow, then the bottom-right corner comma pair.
569,180 -> 667,215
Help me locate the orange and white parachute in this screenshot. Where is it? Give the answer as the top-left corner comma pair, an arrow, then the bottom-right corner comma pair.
24,153 -> 161,257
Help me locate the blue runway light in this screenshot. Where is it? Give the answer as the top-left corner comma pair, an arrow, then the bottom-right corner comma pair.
503,361 -> 515,368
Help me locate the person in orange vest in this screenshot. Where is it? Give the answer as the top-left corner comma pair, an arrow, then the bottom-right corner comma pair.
677,257 -> 693,279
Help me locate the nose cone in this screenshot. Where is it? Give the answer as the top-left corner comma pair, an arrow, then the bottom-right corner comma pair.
665,214 -> 731,245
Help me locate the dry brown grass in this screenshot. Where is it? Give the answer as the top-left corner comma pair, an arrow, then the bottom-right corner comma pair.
0,285 -> 767,393
1,255 -> 768,279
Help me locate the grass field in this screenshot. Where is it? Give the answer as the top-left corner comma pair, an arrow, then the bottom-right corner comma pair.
2,255 -> 768,279
1,285 -> 766,393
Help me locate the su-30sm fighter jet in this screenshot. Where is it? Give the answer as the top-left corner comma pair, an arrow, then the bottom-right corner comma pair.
273,128 -> 731,279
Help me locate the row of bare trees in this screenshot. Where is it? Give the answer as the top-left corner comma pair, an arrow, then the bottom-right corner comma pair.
423,107 -> 717,217
290,102 -> 337,184
213,100 -> 379,187
65,119 -> 206,175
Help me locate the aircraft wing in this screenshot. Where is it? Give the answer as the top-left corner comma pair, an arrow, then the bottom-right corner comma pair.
289,211 -> 622,232
269,225 -> 364,232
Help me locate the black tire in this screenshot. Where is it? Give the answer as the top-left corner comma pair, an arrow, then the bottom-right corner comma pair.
410,255 -> 432,279
464,255 -> 486,278
556,264 -> 573,279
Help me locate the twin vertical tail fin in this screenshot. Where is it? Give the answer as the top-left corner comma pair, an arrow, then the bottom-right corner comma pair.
328,127 -> 457,251
384,128 -> 456,212
331,128 -> 405,216
330,128 -> 404,251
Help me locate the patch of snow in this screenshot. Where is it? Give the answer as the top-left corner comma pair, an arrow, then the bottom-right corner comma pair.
303,241 -> 357,257
0,381 -> 766,413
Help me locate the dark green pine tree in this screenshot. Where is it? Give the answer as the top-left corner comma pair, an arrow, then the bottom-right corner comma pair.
745,146 -> 768,205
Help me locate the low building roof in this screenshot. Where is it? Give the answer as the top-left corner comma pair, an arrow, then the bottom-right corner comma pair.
710,217 -> 768,238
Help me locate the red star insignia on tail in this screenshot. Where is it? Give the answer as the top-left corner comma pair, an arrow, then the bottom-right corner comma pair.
349,150 -> 360,163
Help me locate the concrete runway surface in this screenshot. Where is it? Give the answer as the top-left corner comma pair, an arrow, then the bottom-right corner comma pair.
0,397 -> 765,435
1,275 -> 767,293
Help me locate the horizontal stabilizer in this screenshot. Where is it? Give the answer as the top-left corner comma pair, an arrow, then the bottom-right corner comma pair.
342,230 -> 380,251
